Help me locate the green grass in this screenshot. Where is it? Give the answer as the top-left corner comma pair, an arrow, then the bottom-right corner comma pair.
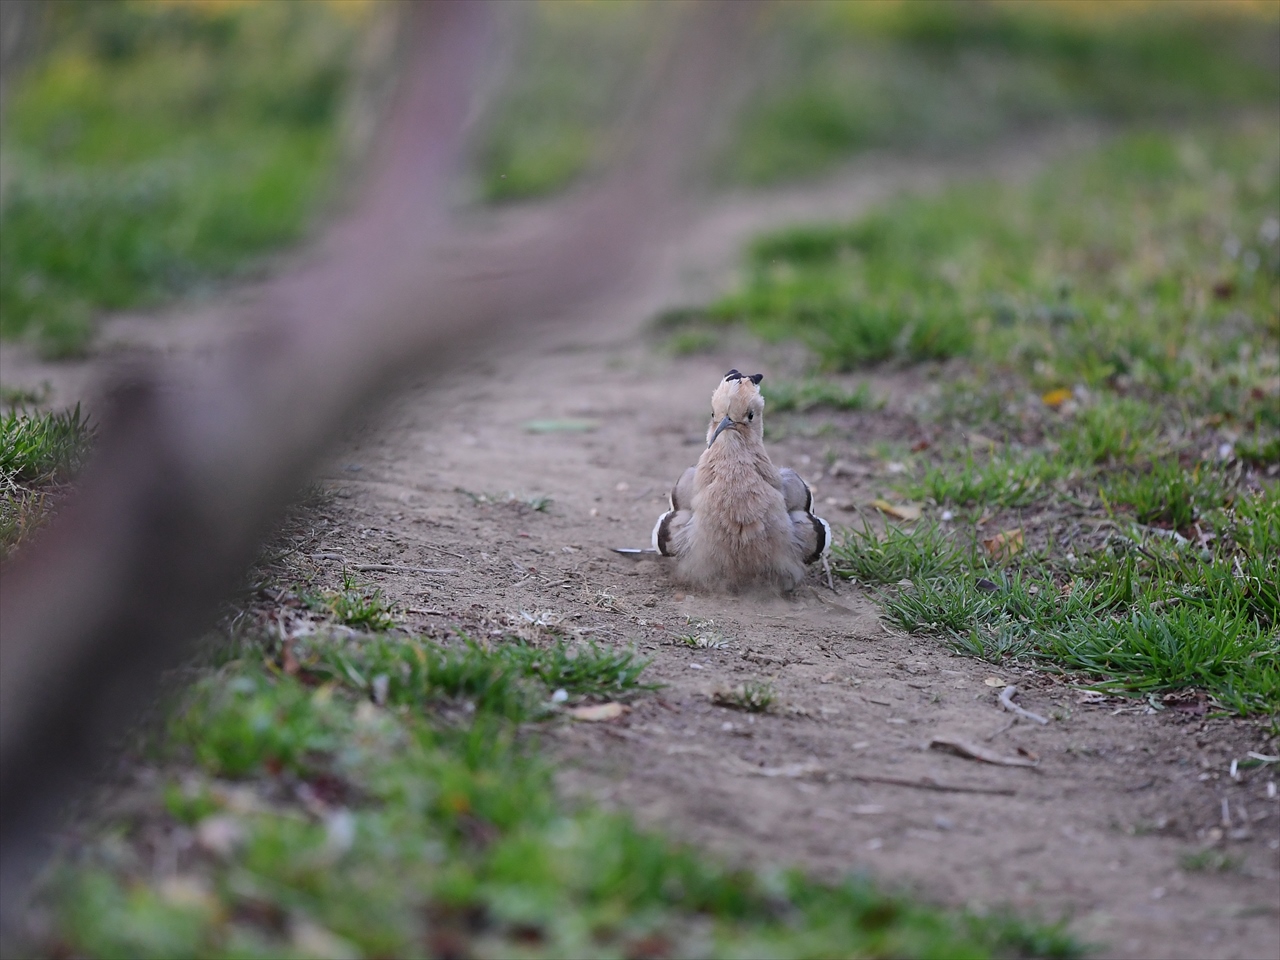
898,396 -> 1183,511
904,453 -> 1065,510
831,520 -> 965,585
8,2 -> 1273,351
1178,849 -> 1242,873
301,569 -> 398,632
1055,399 -> 1163,466
685,125 -> 1280,385
457,488 -> 554,513
0,404 -> 92,484
763,378 -> 876,414
1102,461 -> 1230,529
0,405 -> 94,557
833,484 -> 1280,716
303,631 -> 655,724
32,624 -> 1081,959
0,1 -> 363,356
470,0 -> 1278,199
728,0 -> 1279,184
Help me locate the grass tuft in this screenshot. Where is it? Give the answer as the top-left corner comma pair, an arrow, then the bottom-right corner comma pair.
0,405 -> 95,557
831,520 -> 964,585
1049,606 -> 1278,716
458,488 -> 554,513
298,632 -> 654,723
0,404 -> 93,485
1104,461 -> 1230,530
712,681 -> 776,713
302,569 -> 397,631
1178,849 -> 1242,873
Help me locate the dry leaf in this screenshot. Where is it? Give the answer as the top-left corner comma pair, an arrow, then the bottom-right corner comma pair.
982,527 -> 1023,561
872,499 -> 922,521
983,676 -> 1006,687
1041,388 -> 1073,409
567,702 -> 628,722
928,736 -> 1039,767
965,431 -> 998,450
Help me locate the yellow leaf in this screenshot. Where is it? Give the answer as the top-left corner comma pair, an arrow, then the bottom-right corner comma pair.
982,527 -> 1023,561
872,499 -> 922,521
1041,388 -> 1072,409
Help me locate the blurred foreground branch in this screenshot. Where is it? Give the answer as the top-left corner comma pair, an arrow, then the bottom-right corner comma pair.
0,0 -> 756,928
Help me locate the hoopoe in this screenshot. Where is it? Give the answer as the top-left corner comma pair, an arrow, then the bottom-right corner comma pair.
651,370 -> 831,592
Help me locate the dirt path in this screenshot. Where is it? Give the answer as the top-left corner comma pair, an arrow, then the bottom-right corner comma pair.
7,128 -> 1279,958
317,358 -> 1278,960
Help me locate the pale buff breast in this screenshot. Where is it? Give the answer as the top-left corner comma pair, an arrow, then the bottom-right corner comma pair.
676,442 -> 804,591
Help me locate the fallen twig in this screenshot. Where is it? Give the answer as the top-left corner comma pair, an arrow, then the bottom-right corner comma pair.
929,736 -> 1039,767
725,755 -> 1018,796
983,717 -> 1018,741
846,773 -> 1016,796
999,685 -> 1049,725
352,564 -> 459,574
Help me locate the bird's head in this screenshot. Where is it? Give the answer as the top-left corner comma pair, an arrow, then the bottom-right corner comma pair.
707,370 -> 765,448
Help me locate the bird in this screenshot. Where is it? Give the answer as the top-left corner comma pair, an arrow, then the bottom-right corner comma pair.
649,369 -> 831,592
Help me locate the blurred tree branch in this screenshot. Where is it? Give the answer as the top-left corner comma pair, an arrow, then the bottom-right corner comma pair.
0,0 -> 758,929
0,0 -> 44,115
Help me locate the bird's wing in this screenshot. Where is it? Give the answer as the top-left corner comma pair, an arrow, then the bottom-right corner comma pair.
780,468 -> 829,564
671,465 -> 697,511
653,466 -> 697,556
790,509 -> 831,565
778,467 -> 813,513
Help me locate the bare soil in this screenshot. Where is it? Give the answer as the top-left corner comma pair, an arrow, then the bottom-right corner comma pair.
5,128 -> 1278,959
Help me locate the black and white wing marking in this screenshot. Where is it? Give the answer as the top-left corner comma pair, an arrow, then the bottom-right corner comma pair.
780,467 -> 830,565
652,466 -> 696,556
805,512 -> 832,565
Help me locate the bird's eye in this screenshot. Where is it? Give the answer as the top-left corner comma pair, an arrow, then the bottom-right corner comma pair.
747,411 -> 754,421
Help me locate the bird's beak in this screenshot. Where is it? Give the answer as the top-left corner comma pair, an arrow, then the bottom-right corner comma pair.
709,416 -> 735,447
